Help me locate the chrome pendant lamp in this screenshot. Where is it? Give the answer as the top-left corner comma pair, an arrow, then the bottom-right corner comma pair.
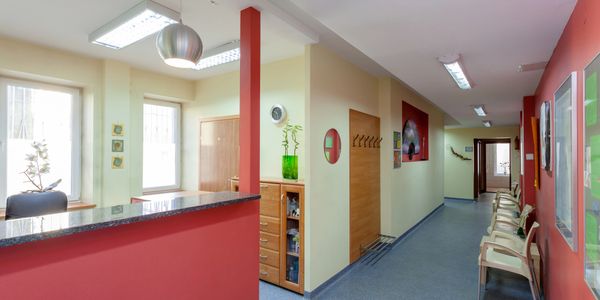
156,0 -> 202,68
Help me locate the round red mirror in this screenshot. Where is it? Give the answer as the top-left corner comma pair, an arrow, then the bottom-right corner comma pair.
324,128 -> 341,164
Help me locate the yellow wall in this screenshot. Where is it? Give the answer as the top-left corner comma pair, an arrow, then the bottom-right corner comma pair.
304,45 -> 446,292
379,78 -> 445,236
0,36 -> 195,207
444,126 -> 520,199
305,44 -> 380,291
181,55 -> 306,190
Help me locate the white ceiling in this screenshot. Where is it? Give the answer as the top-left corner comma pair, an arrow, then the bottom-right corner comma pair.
288,0 -> 577,127
0,0 -> 314,80
0,0 -> 577,127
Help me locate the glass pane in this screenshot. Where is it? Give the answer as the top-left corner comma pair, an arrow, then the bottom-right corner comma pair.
143,103 -> 178,189
494,143 -> 510,176
585,54 -> 600,297
555,73 -> 576,250
5,85 -> 73,201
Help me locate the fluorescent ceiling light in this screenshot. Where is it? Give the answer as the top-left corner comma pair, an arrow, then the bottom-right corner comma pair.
483,120 -> 492,127
438,54 -> 472,90
89,0 -> 179,49
192,40 -> 241,70
473,105 -> 487,117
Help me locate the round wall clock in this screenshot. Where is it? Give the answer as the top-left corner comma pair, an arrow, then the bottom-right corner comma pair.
270,104 -> 287,124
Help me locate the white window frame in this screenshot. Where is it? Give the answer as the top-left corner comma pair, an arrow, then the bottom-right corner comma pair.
142,99 -> 181,193
0,77 -> 81,205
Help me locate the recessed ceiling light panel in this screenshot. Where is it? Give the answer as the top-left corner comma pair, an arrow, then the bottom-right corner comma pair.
483,120 -> 492,127
438,54 -> 472,90
473,105 -> 487,117
192,40 -> 241,70
90,0 -> 179,49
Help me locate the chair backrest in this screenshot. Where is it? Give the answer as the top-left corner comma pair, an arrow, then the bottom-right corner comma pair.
522,221 -> 540,261
518,205 -> 535,232
5,191 -> 68,220
513,183 -> 520,197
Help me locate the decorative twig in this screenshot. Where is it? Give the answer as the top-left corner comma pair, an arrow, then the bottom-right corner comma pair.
450,147 -> 472,161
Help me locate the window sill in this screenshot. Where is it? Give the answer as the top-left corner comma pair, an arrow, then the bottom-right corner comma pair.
0,201 -> 96,220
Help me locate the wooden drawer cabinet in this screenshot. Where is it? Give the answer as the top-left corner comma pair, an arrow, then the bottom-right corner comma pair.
259,248 -> 280,268
259,263 -> 279,285
231,178 -> 304,294
259,183 -> 281,217
259,216 -> 280,235
259,232 -> 280,251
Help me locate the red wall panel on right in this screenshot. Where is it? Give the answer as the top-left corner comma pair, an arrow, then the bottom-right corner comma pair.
532,0 -> 600,298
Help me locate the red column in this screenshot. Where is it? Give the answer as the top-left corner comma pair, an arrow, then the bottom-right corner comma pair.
239,7 -> 260,194
522,96 -> 536,206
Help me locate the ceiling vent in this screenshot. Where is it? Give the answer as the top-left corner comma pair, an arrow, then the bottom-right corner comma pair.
518,61 -> 548,72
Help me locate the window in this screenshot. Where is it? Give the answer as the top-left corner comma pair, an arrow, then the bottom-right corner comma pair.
494,143 -> 510,176
0,78 -> 81,207
143,100 -> 180,192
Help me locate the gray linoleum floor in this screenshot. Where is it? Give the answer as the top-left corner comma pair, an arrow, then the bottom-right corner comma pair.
259,193 -> 533,300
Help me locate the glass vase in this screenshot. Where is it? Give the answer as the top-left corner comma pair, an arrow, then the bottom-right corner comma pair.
282,155 -> 298,180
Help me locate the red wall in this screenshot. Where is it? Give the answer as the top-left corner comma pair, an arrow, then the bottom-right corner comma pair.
0,201 -> 259,300
531,0 -> 600,298
522,96 -> 537,207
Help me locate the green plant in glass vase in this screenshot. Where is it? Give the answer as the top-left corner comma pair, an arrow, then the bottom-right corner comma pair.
282,123 -> 302,180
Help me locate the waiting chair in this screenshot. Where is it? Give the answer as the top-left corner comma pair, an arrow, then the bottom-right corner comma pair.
478,222 -> 540,300
488,204 -> 534,235
5,191 -> 68,220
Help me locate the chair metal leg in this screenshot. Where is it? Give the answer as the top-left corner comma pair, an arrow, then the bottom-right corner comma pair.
529,276 -> 541,300
478,266 -> 481,300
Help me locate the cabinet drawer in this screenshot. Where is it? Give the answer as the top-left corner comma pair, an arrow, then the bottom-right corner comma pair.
259,263 -> 279,285
259,232 -> 279,251
259,216 -> 280,235
259,247 -> 280,268
260,183 -> 280,217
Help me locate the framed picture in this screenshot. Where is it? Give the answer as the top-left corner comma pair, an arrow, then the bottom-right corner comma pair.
112,139 -> 124,152
393,150 -> 401,169
393,131 -> 402,150
112,123 -> 124,136
584,52 -> 600,297
402,102 -> 429,162
554,71 -> 578,251
540,101 -> 552,173
111,156 -> 124,169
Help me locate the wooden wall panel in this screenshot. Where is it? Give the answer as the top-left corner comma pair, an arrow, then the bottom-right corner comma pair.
199,117 -> 240,192
349,109 -> 381,263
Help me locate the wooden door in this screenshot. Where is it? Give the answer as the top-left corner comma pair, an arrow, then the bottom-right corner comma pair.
349,109 -> 381,263
199,116 -> 239,192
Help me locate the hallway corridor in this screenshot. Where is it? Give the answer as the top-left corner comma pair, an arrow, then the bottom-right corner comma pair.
260,194 -> 533,299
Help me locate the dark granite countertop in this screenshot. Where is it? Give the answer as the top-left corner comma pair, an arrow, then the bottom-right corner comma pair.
0,191 -> 260,248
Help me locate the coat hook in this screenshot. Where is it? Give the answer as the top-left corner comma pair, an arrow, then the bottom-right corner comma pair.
371,136 -> 376,148
353,134 -> 359,147
378,137 -> 383,148
366,136 -> 372,148
358,135 -> 365,147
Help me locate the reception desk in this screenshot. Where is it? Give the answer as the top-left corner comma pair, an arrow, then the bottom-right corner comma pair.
0,191 -> 260,299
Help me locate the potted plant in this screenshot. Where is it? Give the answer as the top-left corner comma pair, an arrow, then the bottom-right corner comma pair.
282,123 -> 302,180
5,141 -> 65,219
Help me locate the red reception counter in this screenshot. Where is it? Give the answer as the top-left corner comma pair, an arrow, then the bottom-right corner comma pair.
0,191 -> 260,300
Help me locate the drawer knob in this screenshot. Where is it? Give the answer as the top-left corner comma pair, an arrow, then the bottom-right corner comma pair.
259,255 -> 268,259
260,271 -> 269,276
259,222 -> 268,226
260,238 -> 268,243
